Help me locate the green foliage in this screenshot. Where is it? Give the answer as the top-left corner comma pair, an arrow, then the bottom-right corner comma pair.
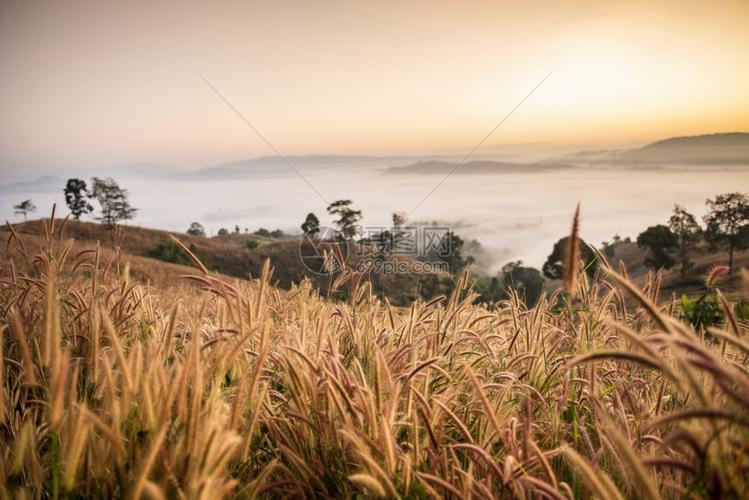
680,294 -> 723,331
149,240 -> 195,266
735,299 -> 749,321
245,239 -> 262,250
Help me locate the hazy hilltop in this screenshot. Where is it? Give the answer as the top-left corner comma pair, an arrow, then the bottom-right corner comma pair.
384,159 -> 569,175
643,132 -> 749,149
166,155 -> 418,181
4,132 -> 746,185
562,132 -> 749,167
617,132 -> 749,165
384,132 -> 749,175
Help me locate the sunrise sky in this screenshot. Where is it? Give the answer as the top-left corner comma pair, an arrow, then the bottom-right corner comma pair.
1,0 -> 748,173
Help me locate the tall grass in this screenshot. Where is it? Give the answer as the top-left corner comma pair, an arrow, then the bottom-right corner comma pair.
1,211 -> 748,498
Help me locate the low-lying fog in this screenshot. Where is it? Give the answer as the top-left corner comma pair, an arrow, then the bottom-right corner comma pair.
3,157 -> 748,274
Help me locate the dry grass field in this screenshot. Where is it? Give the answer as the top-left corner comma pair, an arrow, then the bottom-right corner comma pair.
1,213 -> 748,498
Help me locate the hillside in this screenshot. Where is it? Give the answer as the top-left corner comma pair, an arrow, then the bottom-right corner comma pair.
5,218 -> 747,305
1,219 -> 446,305
594,239 -> 749,300
618,132 -> 749,166
642,132 -> 749,150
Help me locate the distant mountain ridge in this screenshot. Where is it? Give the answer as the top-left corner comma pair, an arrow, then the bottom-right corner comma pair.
616,132 -> 749,166
642,132 -> 749,150
166,154 -> 420,181
4,132 -> 745,185
383,132 -> 749,175
384,160 -> 569,175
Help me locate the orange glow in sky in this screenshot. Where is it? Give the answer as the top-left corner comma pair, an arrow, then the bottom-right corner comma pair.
1,0 -> 748,170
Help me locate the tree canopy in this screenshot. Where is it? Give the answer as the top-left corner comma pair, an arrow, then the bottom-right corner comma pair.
703,192 -> 749,274
637,224 -> 678,271
668,204 -> 701,277
301,212 -> 320,237
13,199 -> 36,221
89,177 -> 137,227
542,236 -> 598,280
500,261 -> 545,306
327,200 -> 362,240
64,178 -> 93,220
187,222 -> 206,237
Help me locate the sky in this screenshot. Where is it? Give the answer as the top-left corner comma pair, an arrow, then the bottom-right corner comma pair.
1,0 -> 748,173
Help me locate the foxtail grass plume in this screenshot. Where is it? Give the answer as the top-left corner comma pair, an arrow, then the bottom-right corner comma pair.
564,203 -> 581,296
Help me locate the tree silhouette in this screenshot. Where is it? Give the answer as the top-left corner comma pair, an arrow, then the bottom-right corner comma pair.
703,192 -> 749,274
301,212 -> 320,237
637,225 -> 677,271
499,261 -> 545,307
13,199 -> 36,221
64,178 -> 93,220
668,204 -> 701,277
391,212 -> 408,251
89,177 -> 137,227
542,236 -> 598,280
327,200 -> 362,240
187,222 -> 206,237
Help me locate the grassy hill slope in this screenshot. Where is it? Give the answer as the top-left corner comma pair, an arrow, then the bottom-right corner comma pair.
1,219 -> 447,305
1,214 -> 748,497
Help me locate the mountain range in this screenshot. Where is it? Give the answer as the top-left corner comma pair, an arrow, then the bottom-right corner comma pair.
2,133 -> 748,188
385,132 -> 749,175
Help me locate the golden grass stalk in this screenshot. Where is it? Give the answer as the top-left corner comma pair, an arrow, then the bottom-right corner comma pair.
564,203 -> 581,296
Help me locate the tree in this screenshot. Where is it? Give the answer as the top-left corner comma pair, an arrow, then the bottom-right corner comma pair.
89,177 -> 137,227
187,222 -> 206,237
542,236 -> 598,280
301,212 -> 320,237
668,204 -> 701,277
13,199 -> 36,221
64,178 -> 93,220
499,261 -> 545,307
391,212 -> 408,250
703,192 -> 749,274
254,228 -> 271,237
217,228 -> 229,236
327,199 -> 362,240
270,229 -> 285,238
637,225 -> 677,270
429,231 -> 474,274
